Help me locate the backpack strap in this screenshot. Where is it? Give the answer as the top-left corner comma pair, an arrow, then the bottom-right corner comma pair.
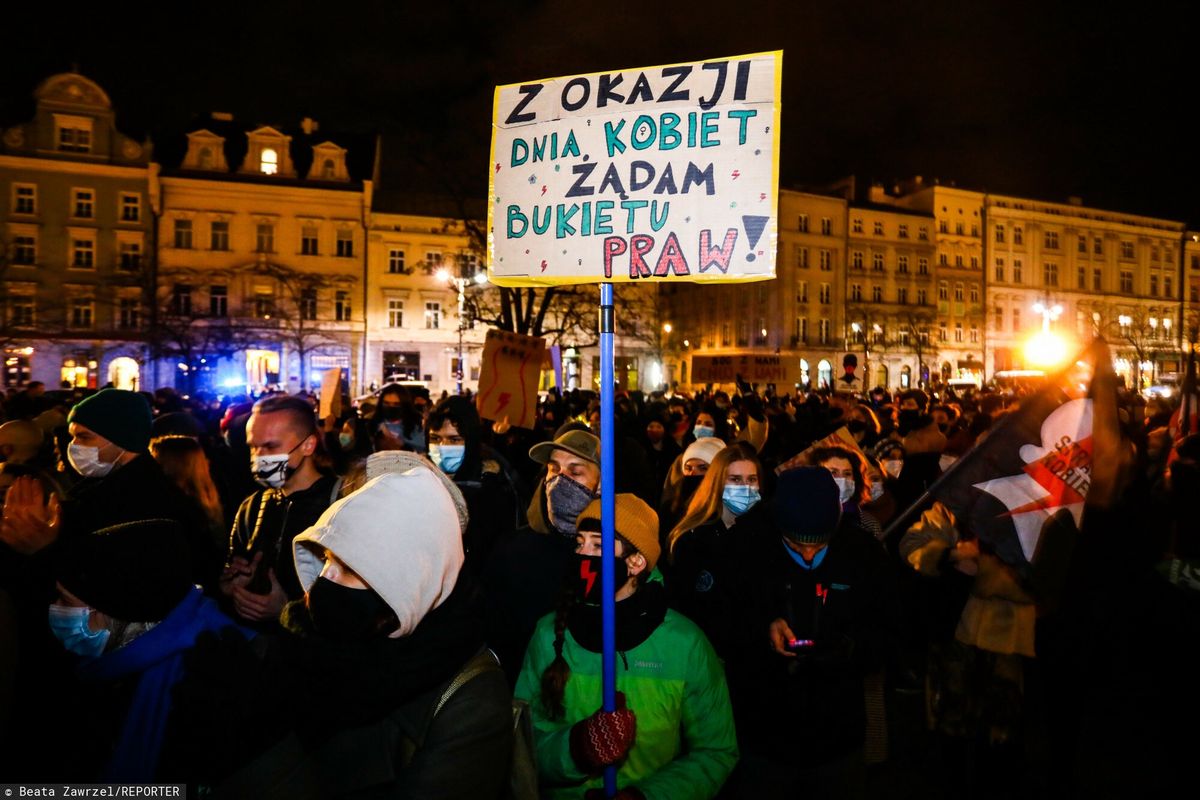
397,648 -> 502,768
432,648 -> 501,718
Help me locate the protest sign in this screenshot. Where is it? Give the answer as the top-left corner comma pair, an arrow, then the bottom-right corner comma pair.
489,51 -> 782,285
476,328 -> 547,429
691,353 -> 797,385
318,368 -> 343,421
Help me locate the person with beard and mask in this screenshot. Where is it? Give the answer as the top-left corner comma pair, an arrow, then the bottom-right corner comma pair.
221,396 -> 340,630
665,442 -> 769,658
658,437 -> 725,539
514,494 -> 738,800
425,396 -> 521,574
482,429 -> 602,686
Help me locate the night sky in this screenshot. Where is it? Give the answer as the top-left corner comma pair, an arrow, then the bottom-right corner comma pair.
6,0 -> 1199,224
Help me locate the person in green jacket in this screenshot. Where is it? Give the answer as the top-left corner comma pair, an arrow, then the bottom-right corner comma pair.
514,493 -> 738,800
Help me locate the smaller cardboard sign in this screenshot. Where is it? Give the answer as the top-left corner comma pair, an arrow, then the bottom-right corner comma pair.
774,425 -> 884,487
319,368 -> 343,421
691,354 -> 797,385
477,329 -> 547,429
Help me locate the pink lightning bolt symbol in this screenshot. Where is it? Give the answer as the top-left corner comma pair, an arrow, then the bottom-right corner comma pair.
541,185 -> 547,196
495,163 -> 501,173
731,170 -> 741,180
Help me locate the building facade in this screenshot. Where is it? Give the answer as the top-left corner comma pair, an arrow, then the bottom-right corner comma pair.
152,116 -> 371,395
844,198 -> 938,390
666,189 -> 853,390
0,72 -> 153,390
983,194 -> 1186,388
365,204 -> 487,395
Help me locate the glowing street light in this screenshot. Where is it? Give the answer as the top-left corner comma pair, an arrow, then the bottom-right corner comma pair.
662,322 -> 673,334
438,264 -> 486,394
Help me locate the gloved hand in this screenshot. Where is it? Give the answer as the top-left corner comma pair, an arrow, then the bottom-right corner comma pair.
570,691 -> 637,772
584,787 -> 646,800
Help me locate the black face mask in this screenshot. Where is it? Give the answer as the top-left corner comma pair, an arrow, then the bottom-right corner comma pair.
573,553 -> 629,605
897,409 -> 923,435
307,577 -> 391,640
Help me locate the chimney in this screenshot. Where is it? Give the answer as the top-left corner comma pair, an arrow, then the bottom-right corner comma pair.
301,117 -> 319,135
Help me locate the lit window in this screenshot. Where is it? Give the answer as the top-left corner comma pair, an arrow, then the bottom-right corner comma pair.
336,291 -> 352,321
261,148 -> 278,175
425,301 -> 441,329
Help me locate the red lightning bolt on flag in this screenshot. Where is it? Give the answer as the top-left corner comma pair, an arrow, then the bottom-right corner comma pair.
541,185 -> 547,195
731,170 -> 741,180
495,163 -> 501,173
1002,436 -> 1093,517
540,260 -> 548,272
580,558 -> 598,598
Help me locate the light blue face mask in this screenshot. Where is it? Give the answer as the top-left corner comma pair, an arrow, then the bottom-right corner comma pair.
338,433 -> 354,450
47,604 -> 109,658
693,425 -> 716,439
722,484 -> 761,516
429,443 -> 465,474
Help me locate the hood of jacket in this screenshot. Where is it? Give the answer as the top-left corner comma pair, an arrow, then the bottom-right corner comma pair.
293,468 -> 463,637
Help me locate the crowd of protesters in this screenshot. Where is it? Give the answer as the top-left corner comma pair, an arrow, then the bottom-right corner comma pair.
0,364 -> 1194,798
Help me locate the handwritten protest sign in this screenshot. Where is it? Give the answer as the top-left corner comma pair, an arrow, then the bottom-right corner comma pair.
318,368 -> 343,421
476,329 -> 546,429
489,51 -> 782,286
691,353 -> 797,385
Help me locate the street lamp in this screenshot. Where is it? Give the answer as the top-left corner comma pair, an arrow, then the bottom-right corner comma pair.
439,267 -> 488,395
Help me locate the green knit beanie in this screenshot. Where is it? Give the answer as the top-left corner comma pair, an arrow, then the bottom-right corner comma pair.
67,389 -> 153,452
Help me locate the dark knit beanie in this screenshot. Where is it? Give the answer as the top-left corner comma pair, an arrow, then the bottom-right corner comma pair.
55,519 -> 192,623
773,467 -> 842,545
151,411 -> 204,439
68,389 -> 153,452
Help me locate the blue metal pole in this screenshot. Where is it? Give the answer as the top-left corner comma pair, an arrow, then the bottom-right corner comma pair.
598,281 -> 617,797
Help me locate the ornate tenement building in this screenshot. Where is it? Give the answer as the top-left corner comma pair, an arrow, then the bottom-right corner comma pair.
0,72 -> 154,390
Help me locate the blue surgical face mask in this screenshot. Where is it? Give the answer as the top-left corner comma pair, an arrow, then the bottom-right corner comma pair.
338,433 -> 354,450
722,484 -> 761,516
429,443 -> 465,474
693,425 -> 716,440
47,604 -> 110,658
